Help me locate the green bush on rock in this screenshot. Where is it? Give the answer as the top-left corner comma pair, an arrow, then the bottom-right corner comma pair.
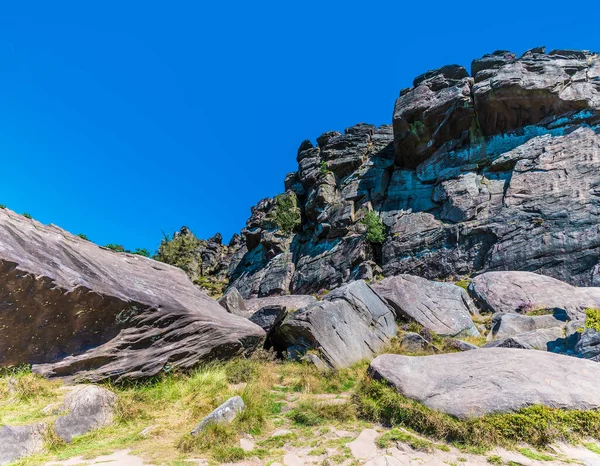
585,308 -> 600,332
361,210 -> 385,244
273,192 -> 301,234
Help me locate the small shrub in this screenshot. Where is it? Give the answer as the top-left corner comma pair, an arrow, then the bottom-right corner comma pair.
585,308 -> 600,332
225,358 -> 258,384
0,204 -> 5,209
77,233 -> 90,241
132,248 -> 151,257
361,210 -> 385,244
319,161 -> 331,175
104,243 -> 125,253
155,229 -> 202,272
22,212 -> 32,219
273,192 -> 301,234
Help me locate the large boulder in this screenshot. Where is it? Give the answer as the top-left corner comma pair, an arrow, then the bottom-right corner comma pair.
54,385 -> 117,442
0,209 -> 265,382
372,275 -> 479,337
271,280 -> 397,369
0,424 -> 45,465
469,271 -> 600,320
369,348 -> 600,418
575,328 -> 600,361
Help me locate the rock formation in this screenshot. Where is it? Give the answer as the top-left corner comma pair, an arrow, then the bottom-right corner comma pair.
369,348 -> 600,418
169,48 -> 600,299
0,209 -> 265,382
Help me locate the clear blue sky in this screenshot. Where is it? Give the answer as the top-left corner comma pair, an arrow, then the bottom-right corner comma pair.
1,1 -> 598,253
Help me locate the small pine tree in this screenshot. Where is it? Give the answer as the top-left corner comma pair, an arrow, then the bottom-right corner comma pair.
361,211 -> 385,244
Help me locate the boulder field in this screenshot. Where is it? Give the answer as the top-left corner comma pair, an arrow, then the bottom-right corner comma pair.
4,48 -> 600,440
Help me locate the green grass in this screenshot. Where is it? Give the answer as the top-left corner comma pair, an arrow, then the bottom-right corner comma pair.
454,279 -> 471,291
518,447 -> 555,461
585,442 -> 600,454
376,428 -> 433,451
22,212 -> 33,219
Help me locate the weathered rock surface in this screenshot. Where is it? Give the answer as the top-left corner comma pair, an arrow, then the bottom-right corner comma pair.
369,348 -> 600,418
54,385 -> 117,442
488,311 -> 568,340
248,305 -> 287,334
0,209 -> 265,381
190,396 -> 245,436
372,275 -> 479,337
181,49 -> 600,299
245,295 -> 317,314
218,287 -> 249,317
0,423 -> 45,465
271,280 -> 397,368
483,327 -> 566,352
470,271 -> 600,320
575,328 -> 600,361
397,332 -> 434,353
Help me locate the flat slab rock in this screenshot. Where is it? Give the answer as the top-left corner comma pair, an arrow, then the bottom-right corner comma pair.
244,294 -> 317,314
272,280 -> 397,369
489,312 -> 567,340
470,271 -> 600,320
0,209 -> 265,382
369,348 -> 600,418
483,327 -> 566,352
372,275 -> 479,337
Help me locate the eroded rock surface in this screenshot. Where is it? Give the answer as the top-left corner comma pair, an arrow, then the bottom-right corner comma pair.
372,275 -> 479,337
177,49 -> 600,298
0,209 -> 265,382
272,281 -> 397,368
0,423 -> 45,465
54,385 -> 117,442
470,271 -> 600,320
369,348 -> 600,418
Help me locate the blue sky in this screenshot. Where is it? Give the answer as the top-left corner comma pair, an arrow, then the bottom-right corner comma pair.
1,1 -> 598,252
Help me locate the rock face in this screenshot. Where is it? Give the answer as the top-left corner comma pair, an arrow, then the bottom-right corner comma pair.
575,328 -> 600,361
369,348 -> 600,418
271,280 -> 397,369
488,312 -> 568,340
181,48 -> 600,298
0,423 -> 45,465
54,385 -> 117,442
470,271 -> 600,320
372,275 -> 479,337
0,209 -> 265,382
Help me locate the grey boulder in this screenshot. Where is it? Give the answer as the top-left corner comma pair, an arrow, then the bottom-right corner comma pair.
483,327 -> 566,352
488,312 -> 568,340
469,271 -> 600,320
272,280 -> 397,369
0,209 -> 265,382
0,423 -> 45,465
369,348 -> 600,418
191,396 -> 245,436
575,328 -> 600,361
218,287 -> 249,317
372,275 -> 479,337
248,305 -> 287,334
54,385 -> 117,442
245,294 -> 317,314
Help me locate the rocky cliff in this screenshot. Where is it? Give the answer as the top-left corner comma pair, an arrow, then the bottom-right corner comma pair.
161,48 -> 600,299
